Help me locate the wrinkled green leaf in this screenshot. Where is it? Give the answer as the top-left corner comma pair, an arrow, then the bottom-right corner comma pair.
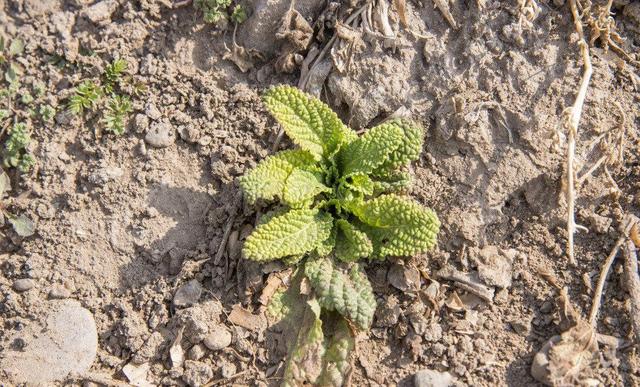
318,318 -> 355,387
263,86 -> 356,160
283,169 -> 331,207
338,121 -> 403,177
343,173 -> 374,196
335,220 -> 373,262
350,194 -> 439,259
239,149 -> 316,204
372,170 -> 412,195
243,208 -> 333,262
8,214 -> 35,237
375,119 -> 424,172
305,257 -> 376,330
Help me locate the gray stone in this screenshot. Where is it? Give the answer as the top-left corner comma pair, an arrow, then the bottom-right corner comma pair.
13,278 -> 35,292
414,369 -> 454,387
145,122 -> 175,148
187,344 -> 207,360
48,284 -> 71,299
82,0 -> 118,24
145,102 -> 162,120
173,279 -> 203,308
203,325 -> 232,351
0,300 -> 98,385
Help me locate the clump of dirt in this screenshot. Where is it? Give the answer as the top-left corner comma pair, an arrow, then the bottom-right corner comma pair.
1,0 -> 640,386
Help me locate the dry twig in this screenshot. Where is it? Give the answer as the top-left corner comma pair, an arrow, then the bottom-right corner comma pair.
562,0 -> 593,265
623,240 -> 640,344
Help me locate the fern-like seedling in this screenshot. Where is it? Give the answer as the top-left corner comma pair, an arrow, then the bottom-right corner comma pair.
102,58 -> 127,94
103,95 -> 132,135
239,85 -> 440,386
68,80 -> 101,115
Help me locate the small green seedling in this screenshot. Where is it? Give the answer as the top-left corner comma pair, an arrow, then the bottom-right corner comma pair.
0,168 -> 35,237
3,122 -> 35,173
68,58 -> 137,135
239,86 -> 440,385
103,95 -> 132,135
194,0 -> 247,25
38,104 -> 55,122
68,80 -> 102,115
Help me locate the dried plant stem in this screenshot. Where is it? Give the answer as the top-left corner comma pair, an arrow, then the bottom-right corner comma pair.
588,235 -> 624,326
623,240 -> 640,344
565,0 -> 593,265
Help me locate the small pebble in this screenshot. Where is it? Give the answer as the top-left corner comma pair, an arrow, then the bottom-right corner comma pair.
187,344 -> 206,361
145,122 -> 175,148
13,279 -> 35,292
203,326 -> 232,351
48,284 -> 71,299
173,279 -> 202,308
145,102 -> 162,120
414,369 -> 454,387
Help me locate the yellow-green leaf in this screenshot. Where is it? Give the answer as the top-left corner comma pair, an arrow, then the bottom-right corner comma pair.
263,85 -> 355,160
243,208 -> 333,262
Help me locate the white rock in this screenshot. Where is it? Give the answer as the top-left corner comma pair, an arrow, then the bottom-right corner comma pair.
145,122 -> 175,148
0,300 -> 98,385
414,369 -> 454,387
203,325 -> 232,351
82,0 -> 118,24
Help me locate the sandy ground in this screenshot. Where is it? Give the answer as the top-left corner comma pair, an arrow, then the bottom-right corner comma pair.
1,0 -> 640,386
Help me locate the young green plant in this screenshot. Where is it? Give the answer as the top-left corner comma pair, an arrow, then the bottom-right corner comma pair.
239,85 -> 440,386
68,58 -> 136,135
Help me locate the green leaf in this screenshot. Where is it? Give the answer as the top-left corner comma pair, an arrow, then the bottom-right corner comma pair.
8,39 -> 24,56
316,223 -> 336,256
335,220 -> 372,262
243,208 -> 333,262
282,298 -> 325,386
263,85 -> 356,160
239,149 -> 316,204
283,169 -> 331,207
8,214 -> 35,237
338,121 -> 403,177
343,173 -> 374,196
305,257 -> 376,330
350,194 -> 439,259
371,170 -> 412,195
375,119 -> 424,171
318,318 -> 355,387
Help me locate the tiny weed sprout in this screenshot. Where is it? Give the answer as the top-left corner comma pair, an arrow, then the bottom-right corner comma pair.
68,80 -> 102,115
68,58 -> 136,135
102,58 -> 127,94
239,85 -> 440,385
3,122 -> 35,173
103,95 -> 132,135
194,0 -> 247,25
39,104 -> 55,122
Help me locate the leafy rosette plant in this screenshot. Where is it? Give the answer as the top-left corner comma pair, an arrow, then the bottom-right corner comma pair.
239,85 -> 440,386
